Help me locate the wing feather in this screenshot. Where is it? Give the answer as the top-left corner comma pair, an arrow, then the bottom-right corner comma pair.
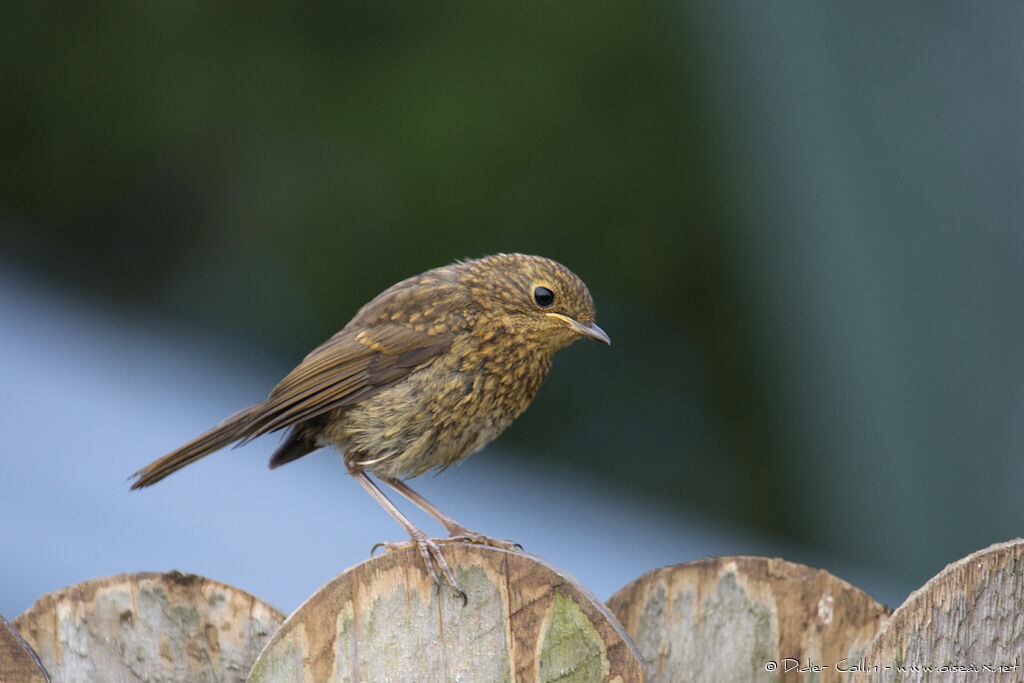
240,324 -> 452,440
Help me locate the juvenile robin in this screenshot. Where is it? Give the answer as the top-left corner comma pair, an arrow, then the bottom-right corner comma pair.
131,253 -> 610,598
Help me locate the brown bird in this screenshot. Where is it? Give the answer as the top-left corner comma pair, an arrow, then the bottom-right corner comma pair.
130,253 -> 610,598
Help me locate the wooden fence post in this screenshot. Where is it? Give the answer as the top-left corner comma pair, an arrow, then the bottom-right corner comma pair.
607,555 -> 890,683
852,538 -> 1024,682
0,614 -> 48,683
248,543 -> 645,683
11,571 -> 285,683
5,539 -> 1023,681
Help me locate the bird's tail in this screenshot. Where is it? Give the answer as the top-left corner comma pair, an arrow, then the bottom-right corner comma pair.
129,403 -> 263,489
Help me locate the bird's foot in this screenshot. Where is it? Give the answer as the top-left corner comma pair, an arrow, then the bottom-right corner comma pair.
371,533 -> 467,604
444,524 -> 523,552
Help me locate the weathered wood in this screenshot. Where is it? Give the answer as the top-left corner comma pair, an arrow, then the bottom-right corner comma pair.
852,538 -> 1024,682
248,543 -> 645,682
13,571 -> 285,683
607,555 -> 890,683
1,614 -> 49,683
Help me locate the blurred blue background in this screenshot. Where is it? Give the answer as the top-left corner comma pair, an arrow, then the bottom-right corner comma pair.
2,2 -> 1022,619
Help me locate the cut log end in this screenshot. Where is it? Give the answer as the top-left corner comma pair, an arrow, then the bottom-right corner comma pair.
250,542 -> 645,682
12,571 -> 285,683
608,555 -> 891,683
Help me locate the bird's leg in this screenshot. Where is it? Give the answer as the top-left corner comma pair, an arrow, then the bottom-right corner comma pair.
350,470 -> 466,602
380,476 -> 523,552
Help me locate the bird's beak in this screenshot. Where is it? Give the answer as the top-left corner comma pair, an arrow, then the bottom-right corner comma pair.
545,313 -> 611,345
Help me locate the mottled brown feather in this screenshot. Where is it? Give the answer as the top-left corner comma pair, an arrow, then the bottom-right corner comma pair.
131,273 -> 465,488
130,253 -> 605,489
241,326 -> 453,439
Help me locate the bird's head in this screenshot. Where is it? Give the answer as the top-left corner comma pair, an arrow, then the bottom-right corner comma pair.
458,253 -> 611,354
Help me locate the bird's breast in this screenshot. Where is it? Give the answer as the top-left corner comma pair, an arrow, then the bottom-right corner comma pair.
329,335 -> 552,480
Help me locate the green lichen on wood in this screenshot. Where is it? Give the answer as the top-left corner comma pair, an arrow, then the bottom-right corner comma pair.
537,591 -> 608,682
246,637 -> 302,682
333,602 -> 355,680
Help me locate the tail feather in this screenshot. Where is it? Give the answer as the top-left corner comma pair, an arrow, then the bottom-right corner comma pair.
268,426 -> 320,469
130,403 -> 263,489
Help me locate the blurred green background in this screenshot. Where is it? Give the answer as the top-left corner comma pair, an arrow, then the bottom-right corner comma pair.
3,2 -> 1022,601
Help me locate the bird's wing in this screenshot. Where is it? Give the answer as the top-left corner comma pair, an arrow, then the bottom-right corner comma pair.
242,324 -> 453,439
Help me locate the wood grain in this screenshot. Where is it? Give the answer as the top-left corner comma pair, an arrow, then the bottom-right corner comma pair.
852,538 -> 1024,682
607,555 -> 890,683
248,543 -> 644,682
13,571 -> 285,683
1,613 -> 49,683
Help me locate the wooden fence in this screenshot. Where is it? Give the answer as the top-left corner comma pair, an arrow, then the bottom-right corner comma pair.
2,539 -> 1022,682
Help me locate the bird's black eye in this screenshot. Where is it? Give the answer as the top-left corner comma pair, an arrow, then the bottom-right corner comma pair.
533,286 -> 555,308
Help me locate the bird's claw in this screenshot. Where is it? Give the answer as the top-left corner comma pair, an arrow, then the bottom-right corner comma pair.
445,526 -> 523,552
447,534 -> 523,552
372,540 -> 412,556
369,535 -> 467,604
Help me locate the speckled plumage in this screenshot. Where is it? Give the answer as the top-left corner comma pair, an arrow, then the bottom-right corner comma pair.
130,253 -> 608,596
132,253 -> 606,485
